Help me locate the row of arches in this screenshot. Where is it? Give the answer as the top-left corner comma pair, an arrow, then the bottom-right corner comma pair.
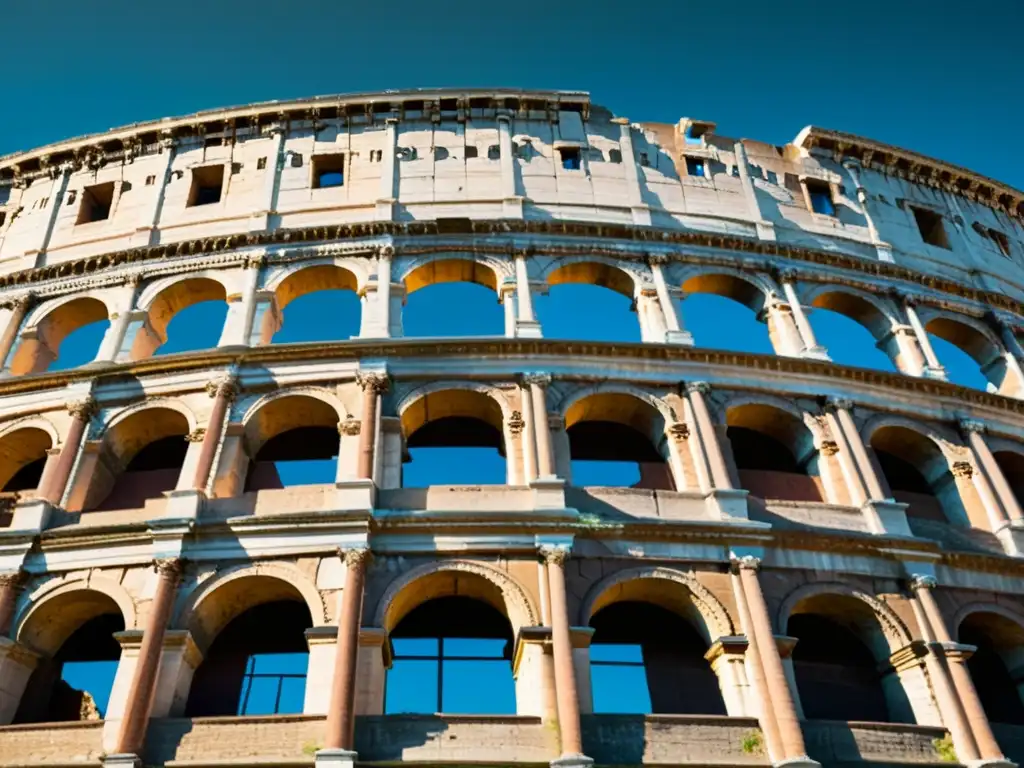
9,563 -> 1024,735
1,387 -> 1022,532
5,257 -> 1019,396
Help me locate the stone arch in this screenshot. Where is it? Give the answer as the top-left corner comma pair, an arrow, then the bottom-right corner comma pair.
556,383 -> 677,425
952,602 -> 1024,636
174,562 -> 327,654
372,559 -> 538,636
917,308 -> 1015,394
0,416 -> 60,448
263,257 -> 369,297
101,399 -> 199,440
14,575 -> 137,653
542,256 -> 640,299
801,284 -> 901,335
579,566 -> 734,645
396,383 -> 512,434
241,387 -> 346,434
240,390 -> 345,468
130,274 -> 229,360
22,291 -> 116,332
860,413 -> 961,457
778,581 -> 912,656
9,296 -> 110,375
401,254 -> 504,295
0,425 -> 53,492
676,266 -> 773,314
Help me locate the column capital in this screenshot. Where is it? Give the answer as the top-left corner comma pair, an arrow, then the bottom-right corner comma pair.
340,547 -> 371,568
184,428 -> 206,443
825,396 -> 854,412
523,372 -> 552,387
0,293 -> 34,312
540,545 -> 570,566
960,419 -> 986,435
891,288 -> 920,307
686,381 -> 711,396
645,253 -> 669,266
512,247 -> 533,261
244,252 -> 267,270
774,266 -> 799,283
205,376 -> 238,401
154,558 -> 184,581
730,554 -> 761,572
356,371 -> 390,394
338,418 -> 362,436
910,574 -> 937,591
67,398 -> 99,422
374,244 -> 395,260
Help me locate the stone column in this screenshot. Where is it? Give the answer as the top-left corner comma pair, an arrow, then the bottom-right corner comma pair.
955,457 -> 1010,535
902,298 -> 946,378
962,419 -> 1024,522
542,548 -> 589,765
994,321 -> 1024,396
95,277 -> 143,364
841,161 -> 894,262
613,118 -> 651,227
0,571 -> 25,637
134,133 -> 176,246
829,399 -> 887,501
27,162 -> 72,263
0,295 -> 32,370
193,377 -> 237,493
323,548 -> 370,754
777,271 -> 828,359
730,568 -> 782,760
735,556 -> 810,764
520,381 -> 538,483
686,383 -> 733,490
497,113 -> 522,218
525,374 -> 555,479
355,373 -> 388,481
733,141 -> 775,240
219,256 -> 264,348
112,559 -> 182,757
376,116 -> 399,221
500,279 -> 517,337
635,287 -> 666,343
514,250 -> 541,337
822,405 -> 868,506
647,256 -> 692,345
911,576 -> 1005,763
763,298 -> 806,357
375,247 -> 394,338
38,398 -> 97,506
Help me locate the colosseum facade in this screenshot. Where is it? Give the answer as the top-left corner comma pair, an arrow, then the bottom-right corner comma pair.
0,88 -> 1023,768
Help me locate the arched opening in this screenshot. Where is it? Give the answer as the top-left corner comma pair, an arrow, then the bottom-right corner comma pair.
808,292 -> 898,372
869,426 -> 966,526
244,396 -> 341,490
137,278 -> 228,359
726,404 -> 823,502
15,591 -> 124,724
385,596 -> 515,715
681,274 -> 773,355
403,259 -> 502,337
994,450 -> 1024,512
9,298 -> 110,375
925,317 -> 1007,393
271,265 -> 361,343
186,598 -> 312,717
787,594 -> 908,723
537,262 -> 640,342
89,408 -> 190,512
401,390 -> 507,487
589,601 -> 725,714
0,427 -> 52,493
565,393 -> 673,489
958,612 -> 1024,726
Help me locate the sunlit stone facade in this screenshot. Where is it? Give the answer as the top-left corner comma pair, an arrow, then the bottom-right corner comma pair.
1,89 -> 1024,768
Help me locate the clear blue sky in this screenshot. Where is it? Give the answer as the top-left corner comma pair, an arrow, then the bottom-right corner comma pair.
11,0 -> 1019,719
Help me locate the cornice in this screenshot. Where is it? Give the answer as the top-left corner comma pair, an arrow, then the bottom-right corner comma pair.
2,219 -> 1022,327
799,126 -> 1024,220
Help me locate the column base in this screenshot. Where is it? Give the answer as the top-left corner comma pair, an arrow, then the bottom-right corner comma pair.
551,754 -> 594,768
315,748 -> 358,768
101,754 -> 141,768
861,499 -> 912,537
503,196 -> 524,218
530,477 -> 566,510
334,478 -> 377,512
630,205 -> 652,226
922,365 -> 948,381
994,520 -> 1024,557
704,488 -> 750,521
163,489 -> 203,521
772,757 -> 821,768
9,498 -> 54,532
875,243 -> 895,263
516,320 -> 543,338
664,329 -> 695,346
755,221 -> 776,241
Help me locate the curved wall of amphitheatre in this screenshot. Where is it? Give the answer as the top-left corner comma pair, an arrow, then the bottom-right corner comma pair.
1,89 -> 1024,768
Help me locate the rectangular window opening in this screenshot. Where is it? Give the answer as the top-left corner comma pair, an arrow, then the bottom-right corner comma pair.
685,124 -> 708,145
76,182 -> 115,224
990,228 -> 1012,257
911,206 -> 950,249
187,165 -> 225,207
559,147 -> 581,171
465,146 -> 479,159
806,180 -> 836,217
685,157 -> 706,178
312,153 -> 345,189
257,156 -> 268,170
487,145 -> 500,161
0,212 -> 6,228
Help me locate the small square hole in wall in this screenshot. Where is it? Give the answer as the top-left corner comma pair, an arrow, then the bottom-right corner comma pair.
434,146 -> 449,161
685,157 -> 706,178
487,145 -> 500,160
290,154 -> 303,168
145,175 -> 156,186
0,212 -> 6,228
370,149 -> 383,163
638,151 -> 650,167
465,146 -> 478,159
805,180 -> 835,216
187,165 -> 224,207
608,148 -> 622,163
990,228 -> 1012,257
257,157 -> 268,170
76,182 -> 115,224
312,153 -> 345,188
911,206 -> 950,249
559,147 -> 581,170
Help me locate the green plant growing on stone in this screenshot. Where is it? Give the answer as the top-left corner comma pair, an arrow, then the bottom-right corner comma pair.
933,734 -> 957,763
576,513 -> 605,527
302,742 -> 322,756
741,731 -> 763,755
